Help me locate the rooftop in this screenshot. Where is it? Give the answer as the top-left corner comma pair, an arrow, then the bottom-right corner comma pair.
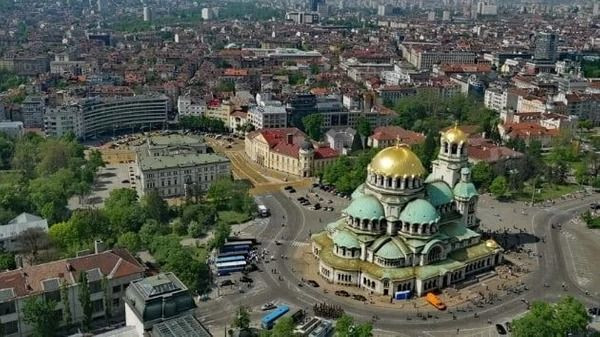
138,153 -> 229,171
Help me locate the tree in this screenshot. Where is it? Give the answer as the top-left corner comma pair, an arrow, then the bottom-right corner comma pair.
171,218 -> 187,236
512,297 -> 590,337
211,222 -> 231,249
78,272 -> 93,331
471,161 -> 495,189
116,232 -> 142,252
104,188 -> 145,233
489,176 -> 509,199
335,314 -> 373,337
271,316 -> 297,337
302,114 -> 324,140
0,251 -> 16,270
23,296 -> 59,337
139,220 -> 170,246
60,280 -> 72,326
142,189 -> 170,223
17,228 -> 49,264
188,220 -> 205,238
232,306 -> 250,331
356,116 -> 372,148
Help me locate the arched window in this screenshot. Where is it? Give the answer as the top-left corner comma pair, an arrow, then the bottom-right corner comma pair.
428,246 -> 442,263
444,142 -> 449,153
451,143 -> 458,154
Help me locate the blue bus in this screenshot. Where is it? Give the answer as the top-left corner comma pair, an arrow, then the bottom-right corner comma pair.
218,251 -> 249,258
216,255 -> 246,263
261,305 -> 289,329
224,240 -> 253,247
220,245 -> 250,254
217,266 -> 245,276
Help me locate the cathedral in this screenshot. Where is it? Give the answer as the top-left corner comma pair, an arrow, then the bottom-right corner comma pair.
311,125 -> 503,297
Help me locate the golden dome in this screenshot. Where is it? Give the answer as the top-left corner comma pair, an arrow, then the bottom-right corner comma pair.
485,239 -> 499,249
368,144 -> 426,177
442,123 -> 468,144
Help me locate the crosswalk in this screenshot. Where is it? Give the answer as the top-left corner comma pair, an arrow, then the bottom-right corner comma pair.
290,241 -> 309,247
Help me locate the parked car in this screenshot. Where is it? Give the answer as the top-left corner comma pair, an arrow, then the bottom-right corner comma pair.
240,276 -> 253,283
284,185 -> 294,190
495,324 -> 507,335
307,280 -> 320,288
261,302 -> 276,311
220,280 -> 234,287
335,290 -> 350,297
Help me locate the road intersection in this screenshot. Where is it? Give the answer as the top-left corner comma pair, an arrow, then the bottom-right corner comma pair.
197,189 -> 600,337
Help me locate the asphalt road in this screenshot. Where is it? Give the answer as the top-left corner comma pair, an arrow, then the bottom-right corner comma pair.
198,191 -> 600,337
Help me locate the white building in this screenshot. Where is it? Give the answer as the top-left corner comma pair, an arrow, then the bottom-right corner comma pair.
0,213 -> 48,252
325,128 -> 357,154
136,134 -> 231,198
177,96 -> 206,117
484,87 -> 508,113
0,247 -> 144,337
286,11 -> 319,24
248,94 -> 287,129
0,121 -> 24,138
44,105 -> 83,138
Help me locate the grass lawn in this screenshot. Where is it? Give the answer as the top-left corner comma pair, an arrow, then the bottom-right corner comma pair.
514,183 -> 581,202
218,210 -> 252,225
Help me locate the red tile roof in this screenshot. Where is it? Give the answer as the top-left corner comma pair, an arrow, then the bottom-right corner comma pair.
0,250 -> 144,298
370,126 -> 425,145
502,122 -> 559,138
315,146 -> 339,159
248,128 -> 339,159
468,138 -> 524,163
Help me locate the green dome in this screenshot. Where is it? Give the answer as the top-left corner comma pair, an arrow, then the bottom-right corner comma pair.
332,230 -> 360,249
454,182 -> 478,199
351,184 -> 365,200
400,199 -> 440,224
343,195 -> 385,220
375,241 -> 405,259
426,181 -> 454,206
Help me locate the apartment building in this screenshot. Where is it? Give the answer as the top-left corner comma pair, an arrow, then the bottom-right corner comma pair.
136,134 -> 230,198
400,44 -> 477,70
0,248 -> 144,337
44,95 -> 168,139
484,87 -> 508,112
177,96 -> 206,117
248,94 -> 287,129
21,96 -> 45,128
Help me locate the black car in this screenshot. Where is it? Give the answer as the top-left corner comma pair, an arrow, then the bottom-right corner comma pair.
495,324 -> 507,335
284,185 -> 294,190
240,276 -> 253,283
307,280 -> 320,288
288,188 -> 296,193
220,279 -> 234,287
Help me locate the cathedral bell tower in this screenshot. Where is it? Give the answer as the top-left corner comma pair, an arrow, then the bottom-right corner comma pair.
430,123 -> 469,188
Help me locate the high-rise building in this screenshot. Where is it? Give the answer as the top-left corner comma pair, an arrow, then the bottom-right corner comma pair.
534,32 -> 558,61
96,0 -> 102,12
593,2 -> 599,16
310,0 -> 324,12
143,6 -> 151,21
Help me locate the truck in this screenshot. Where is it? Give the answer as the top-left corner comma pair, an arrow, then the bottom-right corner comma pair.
258,204 -> 270,217
426,292 -> 446,310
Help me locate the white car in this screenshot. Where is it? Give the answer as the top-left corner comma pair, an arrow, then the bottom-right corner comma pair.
261,303 -> 276,311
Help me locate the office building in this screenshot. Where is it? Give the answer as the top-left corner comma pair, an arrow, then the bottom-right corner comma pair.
124,273 -> 204,336
248,94 -> 287,129
286,11 -> 319,24
44,105 -> 83,138
21,95 -> 45,128
534,32 -> 558,61
136,134 -> 231,198
177,96 -> 206,117
143,6 -> 151,21
0,248 -> 144,337
311,127 -> 503,297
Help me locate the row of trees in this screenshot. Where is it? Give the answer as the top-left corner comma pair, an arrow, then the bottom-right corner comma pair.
231,306 -> 372,337
179,115 -> 227,133
0,133 -> 105,225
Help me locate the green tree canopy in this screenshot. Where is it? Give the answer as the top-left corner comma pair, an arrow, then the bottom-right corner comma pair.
232,306 -> 250,331
23,297 -> 59,337
104,188 -> 145,233
512,297 -> 590,337
489,176 -> 509,199
471,161 -> 495,189
302,114 -> 324,140
335,314 -> 373,337
142,189 -> 170,223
